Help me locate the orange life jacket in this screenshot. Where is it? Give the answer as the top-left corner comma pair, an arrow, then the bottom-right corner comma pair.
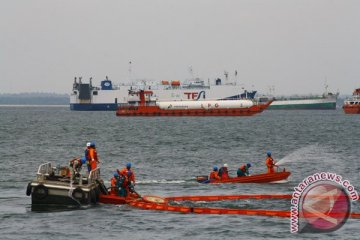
89,148 -> 99,170
219,167 -> 229,179
209,171 -> 220,180
110,177 -> 118,195
266,157 -> 275,173
119,167 -> 135,183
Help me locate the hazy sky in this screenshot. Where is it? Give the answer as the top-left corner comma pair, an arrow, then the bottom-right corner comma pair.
1,0 -> 360,95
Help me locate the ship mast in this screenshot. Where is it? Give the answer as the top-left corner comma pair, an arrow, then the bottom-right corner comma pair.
224,70 -> 229,85
234,70 -> 238,85
188,65 -> 194,80
324,78 -> 328,95
129,61 -> 132,85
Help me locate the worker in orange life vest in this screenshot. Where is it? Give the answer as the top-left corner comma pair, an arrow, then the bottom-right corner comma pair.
218,163 -> 230,179
119,162 -> 135,185
110,172 -> 119,195
209,166 -> 221,180
88,142 -> 100,171
118,162 -> 136,196
265,151 -> 276,173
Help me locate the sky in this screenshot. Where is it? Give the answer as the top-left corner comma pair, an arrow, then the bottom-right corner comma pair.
1,0 -> 360,95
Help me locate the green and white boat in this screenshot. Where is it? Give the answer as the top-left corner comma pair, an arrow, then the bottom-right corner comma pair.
268,92 -> 338,110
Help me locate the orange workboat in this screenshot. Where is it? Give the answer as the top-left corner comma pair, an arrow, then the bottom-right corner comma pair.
98,190 -> 141,205
343,88 -> 360,114
116,90 -> 273,117
196,171 -> 291,184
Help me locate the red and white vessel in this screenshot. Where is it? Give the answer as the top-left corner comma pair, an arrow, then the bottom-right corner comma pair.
116,90 -> 273,117
343,88 -> 360,114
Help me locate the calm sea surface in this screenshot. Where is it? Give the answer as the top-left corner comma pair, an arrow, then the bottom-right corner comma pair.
0,106 -> 359,239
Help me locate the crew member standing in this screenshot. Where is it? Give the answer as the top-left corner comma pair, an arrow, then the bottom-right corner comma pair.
265,151 -> 276,173
88,142 -> 99,171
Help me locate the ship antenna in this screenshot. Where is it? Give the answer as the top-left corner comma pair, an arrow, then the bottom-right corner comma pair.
188,65 -> 194,79
234,70 -> 238,85
129,61 -> 132,85
224,71 -> 229,85
324,76 -> 328,95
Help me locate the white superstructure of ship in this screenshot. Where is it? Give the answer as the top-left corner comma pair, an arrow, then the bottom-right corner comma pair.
70,75 -> 256,111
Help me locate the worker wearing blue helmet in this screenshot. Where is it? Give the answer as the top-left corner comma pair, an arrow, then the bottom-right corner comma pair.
265,151 -> 276,173
209,165 -> 220,180
118,162 -> 136,196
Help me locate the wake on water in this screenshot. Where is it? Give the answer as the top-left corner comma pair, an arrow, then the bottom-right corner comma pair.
137,179 -> 187,184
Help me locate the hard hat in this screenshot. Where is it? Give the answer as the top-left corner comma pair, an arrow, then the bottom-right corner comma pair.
81,157 -> 87,164
126,162 -> 132,168
223,163 -> 228,168
114,172 -> 119,178
213,166 -> 218,171
247,163 -> 252,168
266,151 -> 271,156
90,141 -> 96,147
86,142 -> 91,147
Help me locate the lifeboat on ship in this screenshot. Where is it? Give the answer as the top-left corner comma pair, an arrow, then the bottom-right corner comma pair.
196,170 -> 291,184
116,90 -> 273,117
343,88 -> 360,114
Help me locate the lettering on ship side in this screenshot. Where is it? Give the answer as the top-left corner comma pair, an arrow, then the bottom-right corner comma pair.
184,91 -> 206,100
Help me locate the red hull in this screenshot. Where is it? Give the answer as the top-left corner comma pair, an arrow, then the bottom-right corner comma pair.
98,194 -> 128,204
99,193 -> 141,205
343,105 -> 360,114
116,101 -> 273,117
209,171 -> 291,184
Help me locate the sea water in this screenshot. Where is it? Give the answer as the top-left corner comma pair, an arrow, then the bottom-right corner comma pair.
0,106 -> 359,239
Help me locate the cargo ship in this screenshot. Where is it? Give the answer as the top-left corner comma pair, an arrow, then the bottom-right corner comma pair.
268,91 -> 338,110
70,76 -> 256,111
116,90 -> 272,117
343,88 -> 360,114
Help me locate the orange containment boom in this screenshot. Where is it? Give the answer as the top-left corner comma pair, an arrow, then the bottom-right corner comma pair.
164,194 -> 292,202
127,194 -> 360,219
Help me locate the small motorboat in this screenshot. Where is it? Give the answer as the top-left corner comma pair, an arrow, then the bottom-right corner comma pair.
196,170 -> 291,184
26,162 -> 108,207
